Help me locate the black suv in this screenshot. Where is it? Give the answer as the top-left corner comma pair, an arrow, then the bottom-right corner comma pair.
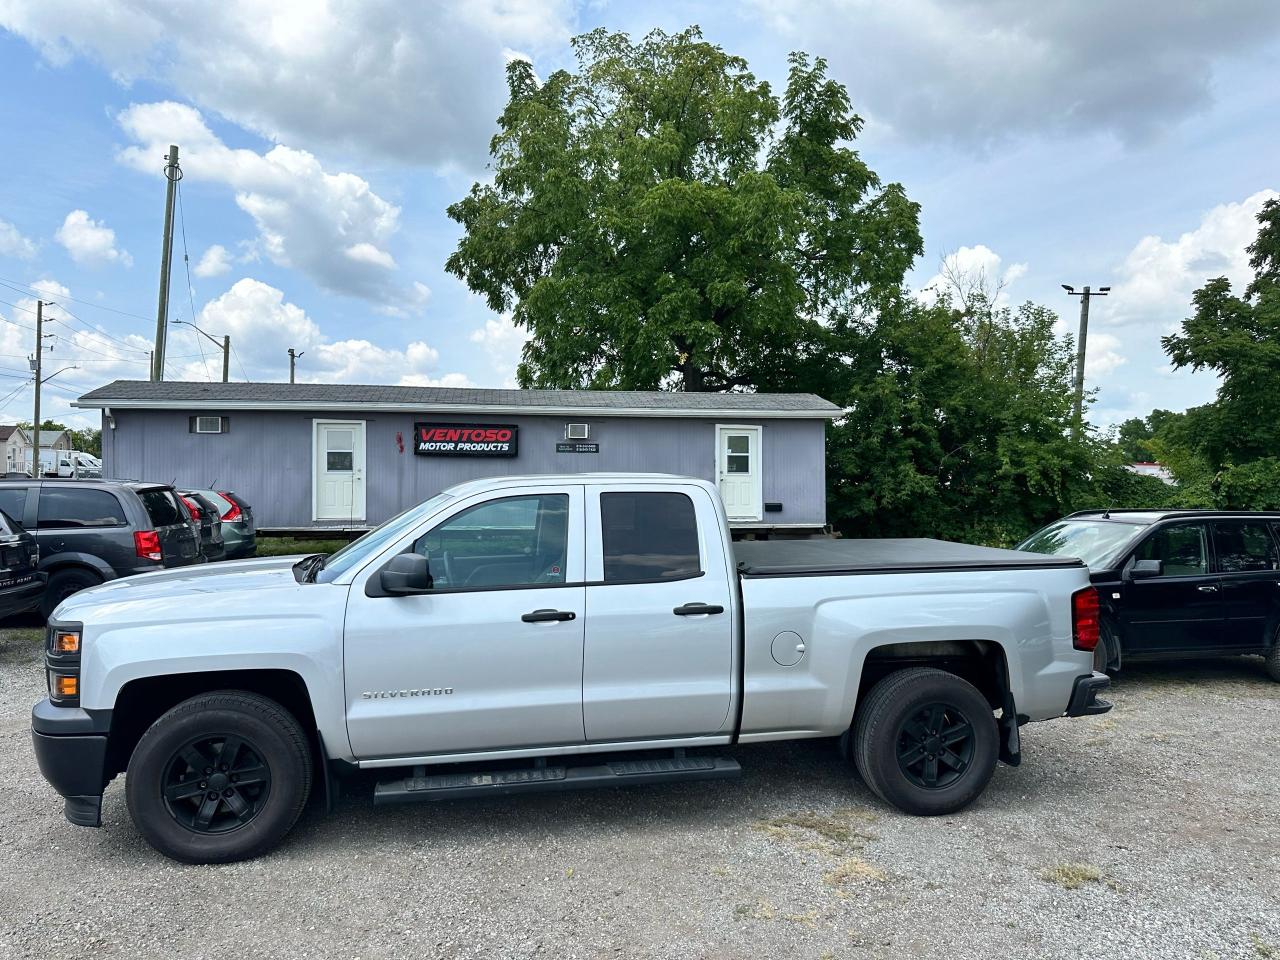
1018,510 -> 1280,679
0,479 -> 201,618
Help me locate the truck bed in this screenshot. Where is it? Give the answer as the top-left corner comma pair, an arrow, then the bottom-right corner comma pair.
733,537 -> 1084,577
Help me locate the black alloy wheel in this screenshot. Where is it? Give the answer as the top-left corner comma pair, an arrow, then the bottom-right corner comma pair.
894,702 -> 975,790
162,734 -> 272,833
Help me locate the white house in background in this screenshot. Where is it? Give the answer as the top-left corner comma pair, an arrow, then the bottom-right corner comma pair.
1126,461 -> 1175,485
0,425 -> 31,472
38,429 -> 72,452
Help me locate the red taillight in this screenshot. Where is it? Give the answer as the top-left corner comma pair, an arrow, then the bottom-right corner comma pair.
180,496 -> 201,520
218,492 -> 242,522
1072,586 -> 1100,652
134,530 -> 162,561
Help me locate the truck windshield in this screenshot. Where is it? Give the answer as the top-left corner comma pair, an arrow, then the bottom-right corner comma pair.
1017,520 -> 1146,569
314,493 -> 453,583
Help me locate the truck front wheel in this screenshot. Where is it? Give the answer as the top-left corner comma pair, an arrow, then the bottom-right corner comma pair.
125,691 -> 313,864
853,667 -> 998,816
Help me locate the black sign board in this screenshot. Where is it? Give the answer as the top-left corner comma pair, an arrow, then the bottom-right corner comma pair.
556,441 -> 599,454
414,423 -> 518,457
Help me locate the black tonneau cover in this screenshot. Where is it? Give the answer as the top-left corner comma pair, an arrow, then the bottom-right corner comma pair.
734,537 -> 1084,577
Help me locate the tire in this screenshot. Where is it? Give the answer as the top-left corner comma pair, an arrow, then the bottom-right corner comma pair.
853,667 -> 998,816
40,568 -> 103,620
1266,635 -> 1280,683
1094,623 -> 1117,674
125,690 -> 313,864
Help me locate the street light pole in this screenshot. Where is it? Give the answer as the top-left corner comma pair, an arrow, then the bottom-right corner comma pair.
173,320 -> 231,382
1062,284 -> 1110,440
288,348 -> 304,384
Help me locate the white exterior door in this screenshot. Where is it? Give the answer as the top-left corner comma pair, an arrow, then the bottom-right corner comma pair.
716,425 -> 762,522
314,420 -> 366,521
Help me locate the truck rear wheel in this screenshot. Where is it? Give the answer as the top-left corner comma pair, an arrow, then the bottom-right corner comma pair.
125,690 -> 313,864
853,667 -> 998,816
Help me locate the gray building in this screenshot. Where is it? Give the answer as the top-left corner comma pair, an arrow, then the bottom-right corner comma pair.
75,381 -> 840,533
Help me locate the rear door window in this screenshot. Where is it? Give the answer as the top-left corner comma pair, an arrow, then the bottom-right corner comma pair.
0,487 -> 29,525
1212,522 -> 1280,573
37,488 -> 127,528
138,488 -> 184,528
1133,522 -> 1208,577
600,492 -> 702,582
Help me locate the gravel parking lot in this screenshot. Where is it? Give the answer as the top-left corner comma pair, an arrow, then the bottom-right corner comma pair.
3,624 -> 1278,960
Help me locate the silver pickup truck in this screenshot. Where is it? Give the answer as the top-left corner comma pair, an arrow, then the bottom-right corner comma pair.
32,474 -> 1111,863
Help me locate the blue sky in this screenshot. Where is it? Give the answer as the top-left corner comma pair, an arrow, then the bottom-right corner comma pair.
0,1 -> 1276,430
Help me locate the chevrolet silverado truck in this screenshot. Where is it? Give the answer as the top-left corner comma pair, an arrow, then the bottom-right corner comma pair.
32,474 -> 1111,863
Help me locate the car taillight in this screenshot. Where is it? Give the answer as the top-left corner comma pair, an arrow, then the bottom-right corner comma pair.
218,492 -> 242,522
1072,586 -> 1100,652
134,530 -> 162,561
180,496 -> 201,520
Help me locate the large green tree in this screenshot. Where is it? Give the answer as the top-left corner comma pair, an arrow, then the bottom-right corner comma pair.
1156,198 -> 1280,508
447,28 -> 921,391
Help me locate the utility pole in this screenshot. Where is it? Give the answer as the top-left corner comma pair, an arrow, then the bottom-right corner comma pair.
288,348 -> 304,383
152,144 -> 181,381
173,320 -> 230,382
1062,284 -> 1110,440
31,301 -> 45,473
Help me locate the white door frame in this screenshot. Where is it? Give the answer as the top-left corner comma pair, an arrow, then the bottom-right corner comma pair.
715,424 -> 763,522
312,419 -> 367,522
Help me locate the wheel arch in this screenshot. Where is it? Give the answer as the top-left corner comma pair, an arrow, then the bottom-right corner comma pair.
105,669 -> 319,783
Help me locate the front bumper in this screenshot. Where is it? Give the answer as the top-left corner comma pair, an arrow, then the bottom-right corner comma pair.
31,697 -> 111,827
1066,671 -> 1113,717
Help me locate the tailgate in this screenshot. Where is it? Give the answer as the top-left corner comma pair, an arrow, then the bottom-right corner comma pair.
0,535 -> 38,588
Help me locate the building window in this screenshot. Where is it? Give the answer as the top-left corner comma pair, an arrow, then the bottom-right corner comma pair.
190,416 -> 228,434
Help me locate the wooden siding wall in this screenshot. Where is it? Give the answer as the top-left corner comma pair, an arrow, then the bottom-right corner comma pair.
101,409 -> 827,528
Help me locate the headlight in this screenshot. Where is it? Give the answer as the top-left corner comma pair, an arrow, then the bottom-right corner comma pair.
46,624 -> 82,705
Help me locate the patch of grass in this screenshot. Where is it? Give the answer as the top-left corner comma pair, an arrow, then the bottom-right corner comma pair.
823,858 -> 887,887
754,807 -> 880,852
0,625 -> 44,663
1254,934 -> 1278,958
734,899 -> 775,921
1040,863 -> 1104,890
254,537 -> 351,557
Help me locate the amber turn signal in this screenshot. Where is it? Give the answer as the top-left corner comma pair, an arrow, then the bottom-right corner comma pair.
53,632 -> 80,654
54,675 -> 78,698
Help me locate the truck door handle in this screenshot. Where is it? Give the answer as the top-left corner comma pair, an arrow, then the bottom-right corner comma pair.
1197,584 -> 1218,593
673,602 -> 724,616
521,609 -> 576,623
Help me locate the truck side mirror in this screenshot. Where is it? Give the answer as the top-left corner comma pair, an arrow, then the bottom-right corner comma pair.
1128,559 -> 1163,580
379,553 -> 433,595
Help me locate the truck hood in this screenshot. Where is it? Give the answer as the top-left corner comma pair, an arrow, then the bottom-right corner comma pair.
54,555 -> 311,624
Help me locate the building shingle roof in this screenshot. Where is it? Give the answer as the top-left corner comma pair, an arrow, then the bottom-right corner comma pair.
75,380 -> 841,418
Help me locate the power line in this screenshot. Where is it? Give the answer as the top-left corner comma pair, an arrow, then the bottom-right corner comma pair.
0,275 -> 153,323
176,181 -> 213,382
229,340 -> 250,381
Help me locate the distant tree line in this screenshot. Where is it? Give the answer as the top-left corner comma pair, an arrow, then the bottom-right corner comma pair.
447,27 -> 1276,543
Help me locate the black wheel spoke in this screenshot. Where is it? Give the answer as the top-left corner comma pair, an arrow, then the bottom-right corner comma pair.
938,746 -> 967,771
223,789 -> 251,821
896,701 -> 977,791
898,744 -> 927,767
922,755 -> 939,786
926,704 -> 944,732
179,745 -> 212,774
902,717 -> 930,741
941,721 -> 972,746
218,736 -> 243,772
192,793 -> 219,829
231,764 -> 268,787
165,779 -> 206,802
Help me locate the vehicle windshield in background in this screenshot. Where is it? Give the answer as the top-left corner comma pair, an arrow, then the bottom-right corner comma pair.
314,492 -> 453,583
1017,520 -> 1146,569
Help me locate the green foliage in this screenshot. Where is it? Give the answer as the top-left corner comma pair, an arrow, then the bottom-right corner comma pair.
1113,409 -> 1179,462
447,28 -> 921,391
71,427 -> 101,457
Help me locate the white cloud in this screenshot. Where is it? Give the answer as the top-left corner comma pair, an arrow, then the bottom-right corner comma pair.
54,210 -> 132,267
917,244 -> 1027,307
751,0 -> 1280,149
0,0 -> 573,168
469,314 -> 529,388
0,219 -> 37,259
1084,332 -> 1127,378
181,277 -> 468,386
193,244 -> 232,278
1105,188 -> 1279,329
117,101 -> 428,310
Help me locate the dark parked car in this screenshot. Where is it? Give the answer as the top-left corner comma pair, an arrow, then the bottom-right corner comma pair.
0,507 -> 43,618
1018,509 -> 1280,679
0,479 -> 201,619
184,488 -> 256,559
178,490 -> 226,562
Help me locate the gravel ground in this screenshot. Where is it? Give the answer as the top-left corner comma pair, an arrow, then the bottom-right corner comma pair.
2,624 -> 1278,960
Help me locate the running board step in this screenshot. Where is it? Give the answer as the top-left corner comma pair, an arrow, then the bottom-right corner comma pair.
373,755 -> 741,805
